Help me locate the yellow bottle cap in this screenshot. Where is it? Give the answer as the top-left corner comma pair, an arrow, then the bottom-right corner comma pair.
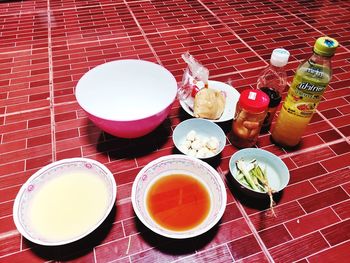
313,37 -> 339,57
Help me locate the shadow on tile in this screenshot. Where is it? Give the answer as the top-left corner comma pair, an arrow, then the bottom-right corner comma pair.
91,118 -> 172,159
133,213 -> 220,255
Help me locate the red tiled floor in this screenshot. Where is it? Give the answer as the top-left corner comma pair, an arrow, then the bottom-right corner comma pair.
1,0 -> 350,262
269,232 -> 329,263
285,208 -> 340,238
308,241 -> 350,263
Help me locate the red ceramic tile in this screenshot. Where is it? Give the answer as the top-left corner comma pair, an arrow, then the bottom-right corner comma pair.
227,234 -> 262,261
321,219 -> 350,246
27,134 -> 51,148
278,181 -> 317,204
236,252 -> 269,263
339,125 -> 350,137
321,152 -> 350,172
341,181 -> 350,195
320,109 -> 342,119
308,241 -> 350,263
0,144 -> 52,169
114,202 -> 134,223
114,167 -> 142,186
0,13 -> 48,52
318,129 -> 343,142
323,87 -> 350,100
147,25 -> 266,80
339,104 -> 350,115
0,161 -> 25,177
27,116 -> 50,129
285,208 -> 340,238
130,0 -> 220,34
95,234 -> 153,262
329,141 -> 350,155
269,232 -> 329,263
221,202 -> 242,224
55,129 -> 79,141
56,147 -> 82,160
298,187 -> 349,213
288,163 -> 327,185
329,114 -> 350,129
0,232 -> 21,257
317,98 -> 348,112
0,0 -> 46,14
311,167 -> 350,191
201,219 -> 252,250
0,185 -> 21,203
176,245 -> 233,263
0,200 -> 14,218
258,224 -> 292,249
249,201 -> 305,231
0,249 -> 49,263
290,146 -> 335,167
333,200 -> 350,220
303,120 -> 333,136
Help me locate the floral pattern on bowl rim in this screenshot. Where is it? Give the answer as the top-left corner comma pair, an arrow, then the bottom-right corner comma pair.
132,154 -> 227,239
13,158 -> 117,246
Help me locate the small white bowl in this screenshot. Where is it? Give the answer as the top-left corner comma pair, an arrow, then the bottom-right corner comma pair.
13,158 -> 117,246
229,148 -> 289,197
131,154 -> 227,239
173,118 -> 226,159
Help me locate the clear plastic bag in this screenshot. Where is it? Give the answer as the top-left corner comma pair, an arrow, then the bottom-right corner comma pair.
177,52 -> 209,109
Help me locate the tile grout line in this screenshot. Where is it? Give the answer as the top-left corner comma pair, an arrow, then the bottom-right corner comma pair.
122,0 -> 163,66
315,109 -> 350,143
278,137 -> 349,160
47,0 -> 56,163
272,1 -> 350,53
195,0 -> 269,67
233,200 -> 275,262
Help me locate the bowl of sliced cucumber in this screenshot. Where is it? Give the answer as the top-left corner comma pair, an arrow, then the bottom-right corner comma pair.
229,148 -> 290,200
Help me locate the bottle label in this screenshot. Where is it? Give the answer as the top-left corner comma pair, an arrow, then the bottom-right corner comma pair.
283,79 -> 327,118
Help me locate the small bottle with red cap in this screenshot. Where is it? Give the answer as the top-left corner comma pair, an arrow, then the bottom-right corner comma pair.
231,89 -> 270,148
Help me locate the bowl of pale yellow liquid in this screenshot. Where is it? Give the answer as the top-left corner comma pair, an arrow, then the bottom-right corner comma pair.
13,158 -> 116,246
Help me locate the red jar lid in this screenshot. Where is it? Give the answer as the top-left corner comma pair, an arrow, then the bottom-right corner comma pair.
238,89 -> 270,113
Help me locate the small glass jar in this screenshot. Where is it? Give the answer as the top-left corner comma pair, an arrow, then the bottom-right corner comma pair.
232,89 -> 270,148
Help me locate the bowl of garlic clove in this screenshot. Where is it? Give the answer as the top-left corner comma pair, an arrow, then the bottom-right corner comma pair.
173,118 -> 226,159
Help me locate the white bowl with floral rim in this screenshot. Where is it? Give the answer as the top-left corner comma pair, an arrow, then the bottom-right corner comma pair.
13,158 -> 117,246
131,154 -> 227,239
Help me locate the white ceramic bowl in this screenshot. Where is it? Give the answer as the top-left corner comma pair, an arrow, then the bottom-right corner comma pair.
173,118 -> 226,159
131,154 -> 227,239
229,148 -> 290,197
13,158 -> 117,246
75,59 -> 177,138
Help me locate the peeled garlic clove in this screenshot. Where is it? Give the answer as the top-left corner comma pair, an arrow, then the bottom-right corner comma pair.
207,136 -> 219,150
191,139 -> 202,151
182,140 -> 192,149
197,147 -> 211,158
186,130 -> 197,141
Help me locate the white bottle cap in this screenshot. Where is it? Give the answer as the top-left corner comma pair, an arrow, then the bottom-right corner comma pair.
270,48 -> 290,67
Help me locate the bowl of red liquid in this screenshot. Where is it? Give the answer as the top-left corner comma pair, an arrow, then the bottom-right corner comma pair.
131,155 -> 227,239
